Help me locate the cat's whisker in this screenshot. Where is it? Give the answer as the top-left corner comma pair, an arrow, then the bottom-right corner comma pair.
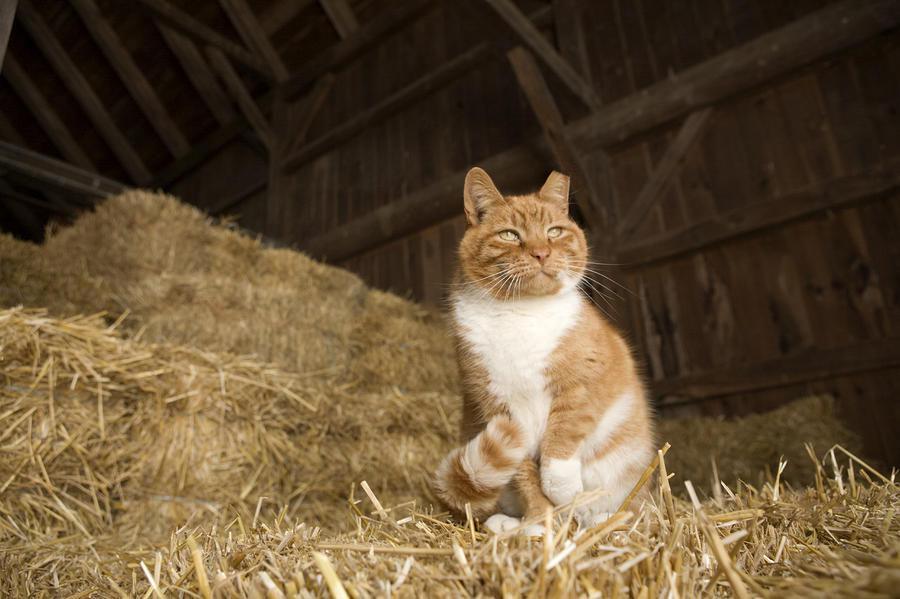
575,267 -> 634,296
580,276 -> 617,312
578,277 -> 616,320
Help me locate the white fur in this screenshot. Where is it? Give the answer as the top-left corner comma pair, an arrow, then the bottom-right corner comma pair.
453,285 -> 583,456
483,513 -> 521,534
541,457 -> 583,505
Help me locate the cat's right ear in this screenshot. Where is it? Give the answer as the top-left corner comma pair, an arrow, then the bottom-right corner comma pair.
463,167 -> 504,226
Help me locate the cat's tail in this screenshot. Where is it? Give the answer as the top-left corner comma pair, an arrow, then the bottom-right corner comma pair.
434,415 -> 528,517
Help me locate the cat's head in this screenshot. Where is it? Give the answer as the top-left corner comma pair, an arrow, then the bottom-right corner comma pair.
458,167 -> 587,299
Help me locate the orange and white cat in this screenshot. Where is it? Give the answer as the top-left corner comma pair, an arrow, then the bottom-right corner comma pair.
434,167 -> 655,532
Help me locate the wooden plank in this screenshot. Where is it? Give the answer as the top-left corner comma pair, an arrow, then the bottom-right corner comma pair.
69,0 -> 190,158
285,73 -> 335,155
134,0 -> 272,77
552,0 -> 591,84
2,55 -> 95,171
206,47 -> 273,150
218,0 -> 289,81
282,42 -> 492,172
17,2 -> 151,183
618,160 -> 900,267
616,108 -> 713,239
281,0 -> 435,100
303,145 -> 547,262
0,0 -> 15,71
0,141 -> 126,197
653,338 -> 900,402
571,0 -> 900,151
319,0 -> 359,38
506,45 -> 605,230
158,24 -> 236,125
482,0 -> 600,110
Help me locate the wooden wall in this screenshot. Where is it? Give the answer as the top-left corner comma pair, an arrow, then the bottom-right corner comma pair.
170,0 -> 900,466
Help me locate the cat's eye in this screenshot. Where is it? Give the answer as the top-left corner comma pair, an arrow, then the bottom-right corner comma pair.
548,227 -> 563,238
498,230 -> 520,241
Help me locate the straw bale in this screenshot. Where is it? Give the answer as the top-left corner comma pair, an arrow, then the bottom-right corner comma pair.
660,395 -> 862,491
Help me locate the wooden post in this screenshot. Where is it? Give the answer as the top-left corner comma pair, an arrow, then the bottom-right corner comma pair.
506,46 -> 605,231
0,0 -> 16,72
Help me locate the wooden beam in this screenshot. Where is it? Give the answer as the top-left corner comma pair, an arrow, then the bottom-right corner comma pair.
615,108 -> 713,240
482,0 -> 600,110
286,73 -> 335,155
2,55 -> 95,171
618,161 -> 900,267
0,180 -> 76,217
218,0 -> 289,81
150,120 -> 247,188
281,0 -> 434,100
283,43 -> 492,173
69,0 -> 190,158
653,338 -> 900,403
319,0 -> 359,39
507,45 -> 605,230
297,0 -> 899,262
17,2 -> 151,183
206,47 -> 273,150
0,0 -> 16,71
572,0 -> 900,151
0,141 -> 126,197
0,111 -> 25,147
157,25 -> 237,125
303,145 -> 547,261
552,0 -> 591,85
134,0 -> 272,78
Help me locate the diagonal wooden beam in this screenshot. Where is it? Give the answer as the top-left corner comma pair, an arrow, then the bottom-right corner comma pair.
0,0 -> 16,71
69,0 -> 190,158
507,46 -> 605,230
482,0 -> 600,110
282,43 -> 492,173
157,25 -> 236,125
17,1 -> 150,183
206,47 -> 273,150
616,108 -> 713,240
318,0 -> 359,39
286,73 -> 335,155
282,0 -> 434,100
218,0 -> 289,81
0,141 -> 126,197
2,54 -> 95,171
135,0 -> 272,78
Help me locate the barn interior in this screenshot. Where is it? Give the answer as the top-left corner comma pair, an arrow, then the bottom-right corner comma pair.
0,0 -> 898,596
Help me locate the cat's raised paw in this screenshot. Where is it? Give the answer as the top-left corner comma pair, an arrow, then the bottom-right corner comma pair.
541,457 -> 583,505
483,513 -> 521,534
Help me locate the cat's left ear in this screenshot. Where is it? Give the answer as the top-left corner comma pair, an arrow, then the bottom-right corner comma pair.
540,171 -> 570,214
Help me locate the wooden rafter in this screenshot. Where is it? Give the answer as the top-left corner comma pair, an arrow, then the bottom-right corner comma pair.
206,47 -> 273,150
0,141 -> 126,197
507,45 -> 605,231
0,0 -> 16,71
69,0 -> 190,158
482,0 -> 600,110
319,0 -> 359,39
616,108 -> 714,240
281,0 -> 434,100
552,0 -> 592,86
618,160 -> 900,267
218,0 -> 289,81
17,2 -> 150,183
135,0 -> 272,78
157,25 -> 236,125
282,42 -> 492,173
2,55 -> 95,171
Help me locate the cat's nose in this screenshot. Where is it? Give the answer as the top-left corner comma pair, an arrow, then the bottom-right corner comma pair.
530,247 -> 550,263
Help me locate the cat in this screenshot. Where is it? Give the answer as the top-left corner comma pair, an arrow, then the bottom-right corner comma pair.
434,167 -> 655,533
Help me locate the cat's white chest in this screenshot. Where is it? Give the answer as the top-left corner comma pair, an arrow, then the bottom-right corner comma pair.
453,289 -> 583,452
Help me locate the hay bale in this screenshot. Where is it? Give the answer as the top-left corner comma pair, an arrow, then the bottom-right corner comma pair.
659,396 -> 862,492
0,191 -> 457,393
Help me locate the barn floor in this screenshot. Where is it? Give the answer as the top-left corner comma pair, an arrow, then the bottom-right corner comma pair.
0,192 -> 896,597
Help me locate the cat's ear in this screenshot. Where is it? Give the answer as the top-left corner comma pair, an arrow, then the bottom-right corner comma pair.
464,167 -> 504,226
540,171 -> 570,214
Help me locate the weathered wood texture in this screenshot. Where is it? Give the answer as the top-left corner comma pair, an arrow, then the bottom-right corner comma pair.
0,0 -> 16,71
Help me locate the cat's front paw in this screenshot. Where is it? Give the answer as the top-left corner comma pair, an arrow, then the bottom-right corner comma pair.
541,457 -> 583,506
